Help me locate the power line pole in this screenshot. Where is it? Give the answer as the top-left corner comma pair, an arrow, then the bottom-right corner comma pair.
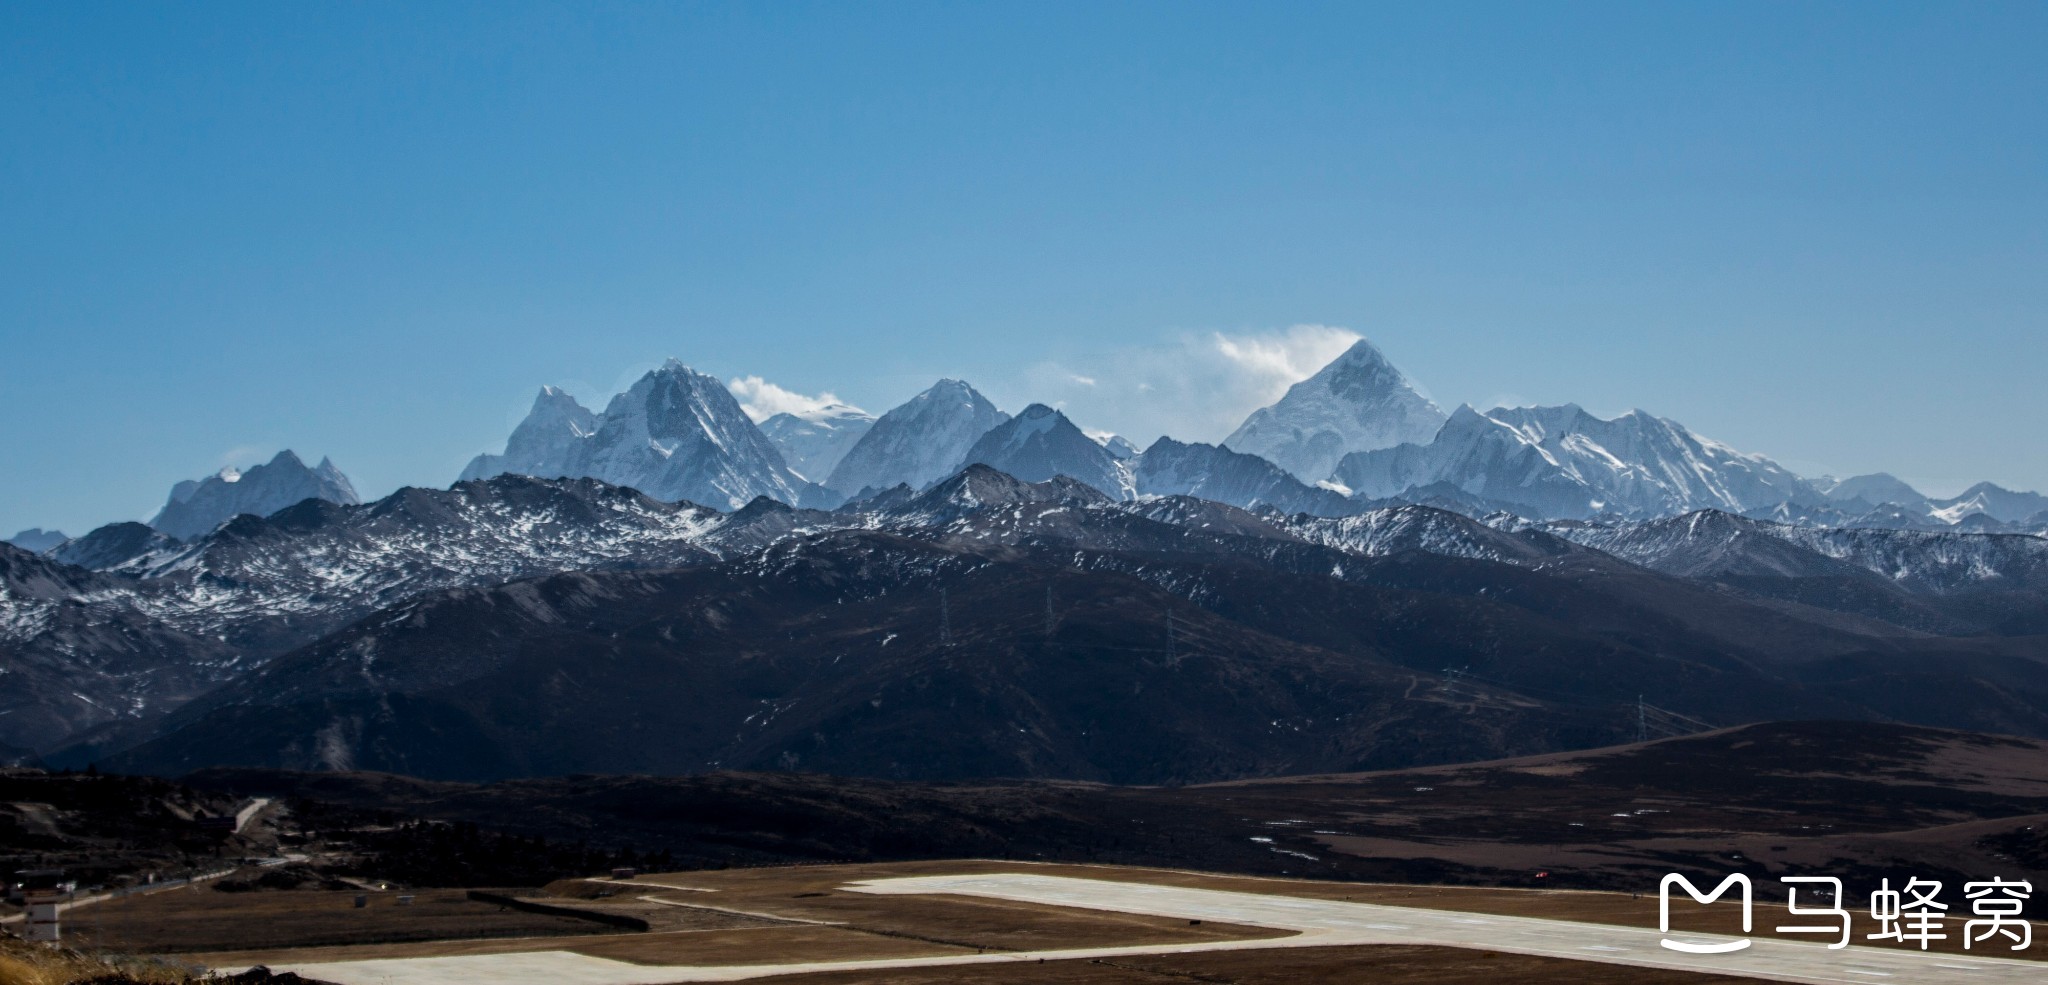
940,587 -> 954,647
1166,609 -> 1177,660
1637,695 -> 1647,743
1045,585 -> 1056,638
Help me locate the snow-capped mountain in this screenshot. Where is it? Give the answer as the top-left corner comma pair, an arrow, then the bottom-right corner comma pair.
5,528 -> 67,554
1819,473 -> 1928,510
1132,437 -> 1354,516
1797,476 -> 2045,528
0,540 -> 238,752
36,476 -> 737,661
953,403 -> 1132,499
1223,338 -> 1448,482
1280,506 -> 1589,567
824,379 -> 1009,494
1334,403 -> 1817,520
461,360 -> 810,509
1742,500 -> 1948,533
1929,483 -> 2048,525
1540,510 -> 2048,595
459,385 -> 599,483
758,403 -> 876,483
150,450 -> 361,541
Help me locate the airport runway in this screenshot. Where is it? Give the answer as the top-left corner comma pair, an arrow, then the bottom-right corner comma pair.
268,872 -> 2048,985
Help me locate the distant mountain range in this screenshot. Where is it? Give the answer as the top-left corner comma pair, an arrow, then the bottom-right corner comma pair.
450,338 -> 2045,533
15,339 -> 2043,549
458,359 -> 812,509
151,450 -> 359,540
5,340 -> 2045,784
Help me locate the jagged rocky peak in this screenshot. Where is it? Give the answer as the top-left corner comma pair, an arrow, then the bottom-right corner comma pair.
4,528 -> 67,554
824,378 -> 1009,494
459,360 -> 807,510
1223,337 -> 1448,483
149,450 -> 361,541
461,386 -> 599,482
952,403 -> 1132,499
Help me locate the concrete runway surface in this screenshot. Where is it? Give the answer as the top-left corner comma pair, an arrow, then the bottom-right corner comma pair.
264,872 -> 2048,985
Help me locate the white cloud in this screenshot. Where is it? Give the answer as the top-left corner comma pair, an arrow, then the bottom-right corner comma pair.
997,324 -> 1367,448
1209,325 -> 1363,407
215,444 -> 271,469
727,376 -> 865,423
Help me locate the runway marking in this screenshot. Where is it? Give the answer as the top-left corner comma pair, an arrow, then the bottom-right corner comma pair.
255,872 -> 2048,985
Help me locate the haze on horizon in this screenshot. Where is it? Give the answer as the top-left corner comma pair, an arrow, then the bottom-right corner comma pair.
2,2 -> 2044,535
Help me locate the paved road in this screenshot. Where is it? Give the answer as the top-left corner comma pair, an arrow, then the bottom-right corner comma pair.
234,797 -> 271,835
263,872 -> 2048,985
0,867 -> 239,927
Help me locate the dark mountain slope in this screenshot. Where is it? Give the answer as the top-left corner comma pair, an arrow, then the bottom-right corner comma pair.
103,537 -> 1590,782
98,520 -> 2048,783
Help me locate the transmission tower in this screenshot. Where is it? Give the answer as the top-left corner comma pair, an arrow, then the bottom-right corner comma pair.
1166,609 -> 1177,660
1045,585 -> 1056,637
1637,695 -> 1647,744
940,586 -> 954,646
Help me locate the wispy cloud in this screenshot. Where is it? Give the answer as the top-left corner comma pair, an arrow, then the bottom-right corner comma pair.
727,376 -> 864,423
215,444 -> 272,469
1002,325 -> 1364,447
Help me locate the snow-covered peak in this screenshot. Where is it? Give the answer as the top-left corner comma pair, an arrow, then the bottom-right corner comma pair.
1223,337 -> 1448,483
1929,482 -> 2048,524
459,361 -> 806,509
1820,473 -> 1927,509
823,379 -> 1010,494
149,450 -> 363,541
1336,404 -> 1818,520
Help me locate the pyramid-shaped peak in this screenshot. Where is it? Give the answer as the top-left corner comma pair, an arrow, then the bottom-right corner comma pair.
1225,335 -> 1447,482
1329,337 -> 1394,367
920,378 -> 990,403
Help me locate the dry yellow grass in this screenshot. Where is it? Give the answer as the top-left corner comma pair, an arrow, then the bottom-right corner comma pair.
0,934 -> 200,985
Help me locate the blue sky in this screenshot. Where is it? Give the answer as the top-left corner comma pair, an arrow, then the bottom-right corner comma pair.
2,1 -> 2043,534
